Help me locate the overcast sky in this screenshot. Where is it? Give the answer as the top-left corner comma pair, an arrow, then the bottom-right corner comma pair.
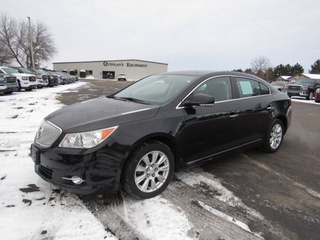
1,0 -> 320,72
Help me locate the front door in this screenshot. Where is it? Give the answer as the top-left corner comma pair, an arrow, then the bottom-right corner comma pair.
177,77 -> 240,165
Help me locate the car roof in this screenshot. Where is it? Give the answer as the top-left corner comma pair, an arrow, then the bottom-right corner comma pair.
159,70 -> 265,81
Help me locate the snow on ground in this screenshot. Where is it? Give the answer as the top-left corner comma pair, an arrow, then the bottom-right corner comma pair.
0,83 -> 114,240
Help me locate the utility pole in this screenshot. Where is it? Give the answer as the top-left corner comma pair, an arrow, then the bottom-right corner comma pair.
27,17 -> 35,69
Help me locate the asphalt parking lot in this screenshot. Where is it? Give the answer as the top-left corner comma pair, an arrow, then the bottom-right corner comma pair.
57,79 -> 320,240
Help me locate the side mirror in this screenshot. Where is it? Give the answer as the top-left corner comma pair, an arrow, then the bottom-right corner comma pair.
183,93 -> 215,107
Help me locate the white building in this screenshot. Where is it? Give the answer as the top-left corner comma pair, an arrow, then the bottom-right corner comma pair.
289,73 -> 320,82
53,59 -> 168,81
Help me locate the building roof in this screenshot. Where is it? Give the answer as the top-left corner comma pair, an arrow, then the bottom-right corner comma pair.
289,73 -> 320,81
53,59 -> 168,65
301,74 -> 320,79
278,76 -> 291,80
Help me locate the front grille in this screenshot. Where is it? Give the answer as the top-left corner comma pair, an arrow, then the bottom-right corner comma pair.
288,85 -> 301,90
29,76 -> 36,82
5,76 -> 17,84
39,165 -> 53,179
35,121 -> 62,148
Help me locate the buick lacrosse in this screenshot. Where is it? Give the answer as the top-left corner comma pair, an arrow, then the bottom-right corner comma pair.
31,71 -> 292,199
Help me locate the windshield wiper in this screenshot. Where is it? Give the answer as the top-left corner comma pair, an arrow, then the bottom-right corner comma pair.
112,96 -> 151,105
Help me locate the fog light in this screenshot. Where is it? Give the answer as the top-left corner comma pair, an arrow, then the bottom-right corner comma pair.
62,176 -> 85,185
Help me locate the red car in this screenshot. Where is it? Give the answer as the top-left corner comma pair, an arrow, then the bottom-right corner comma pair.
315,88 -> 320,102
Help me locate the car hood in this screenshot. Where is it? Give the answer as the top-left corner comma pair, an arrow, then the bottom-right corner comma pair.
45,97 -> 160,133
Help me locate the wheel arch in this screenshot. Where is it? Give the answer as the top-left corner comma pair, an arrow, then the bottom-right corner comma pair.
119,134 -> 178,198
122,133 -> 181,174
276,115 -> 288,134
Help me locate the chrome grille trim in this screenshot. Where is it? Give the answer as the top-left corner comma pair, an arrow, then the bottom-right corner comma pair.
29,76 -> 36,81
35,121 -> 62,148
5,77 -> 16,84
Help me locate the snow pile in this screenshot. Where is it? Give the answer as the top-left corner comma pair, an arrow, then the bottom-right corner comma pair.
0,84 -> 115,240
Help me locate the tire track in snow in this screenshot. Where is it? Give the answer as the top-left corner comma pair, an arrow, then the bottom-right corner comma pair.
84,167 -> 287,240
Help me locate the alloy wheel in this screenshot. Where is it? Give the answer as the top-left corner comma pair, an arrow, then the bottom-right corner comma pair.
134,150 -> 170,193
269,123 -> 283,150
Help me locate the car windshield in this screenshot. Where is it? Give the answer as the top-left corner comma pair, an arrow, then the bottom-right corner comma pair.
1,67 -> 20,74
113,74 -> 197,104
17,68 -> 34,74
295,79 -> 316,85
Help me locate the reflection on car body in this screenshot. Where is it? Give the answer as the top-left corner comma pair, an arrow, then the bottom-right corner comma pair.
31,71 -> 292,199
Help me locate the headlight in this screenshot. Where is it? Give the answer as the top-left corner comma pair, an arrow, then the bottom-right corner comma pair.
59,126 -> 118,149
302,86 -> 309,90
22,76 -> 28,80
316,88 -> 320,93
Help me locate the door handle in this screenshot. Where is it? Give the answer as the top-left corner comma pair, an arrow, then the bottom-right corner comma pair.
267,105 -> 273,111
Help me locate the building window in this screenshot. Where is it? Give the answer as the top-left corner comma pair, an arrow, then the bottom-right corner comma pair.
70,70 -> 78,76
102,71 -> 115,79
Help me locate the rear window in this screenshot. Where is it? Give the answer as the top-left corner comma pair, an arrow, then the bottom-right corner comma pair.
236,78 -> 270,98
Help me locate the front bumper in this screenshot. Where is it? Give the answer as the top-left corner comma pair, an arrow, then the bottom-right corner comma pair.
0,85 -> 18,92
287,90 -> 308,97
31,143 -> 122,195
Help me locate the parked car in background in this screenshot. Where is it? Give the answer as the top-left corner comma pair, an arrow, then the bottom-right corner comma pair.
28,69 -> 49,87
40,70 -> 59,87
117,73 -> 127,81
0,73 -> 18,94
315,87 -> 320,103
270,81 -> 288,92
31,71 -> 292,199
10,67 -> 44,88
53,71 -> 71,84
287,79 -> 320,100
0,67 -> 37,91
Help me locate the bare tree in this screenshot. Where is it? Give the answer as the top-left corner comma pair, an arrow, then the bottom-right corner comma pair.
0,13 -> 56,68
0,40 -> 12,65
251,56 -> 271,73
0,14 -> 24,66
251,56 -> 272,80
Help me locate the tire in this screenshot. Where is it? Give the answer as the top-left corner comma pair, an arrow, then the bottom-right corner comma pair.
307,91 -> 314,100
17,81 -> 22,92
261,119 -> 284,153
122,141 -> 174,199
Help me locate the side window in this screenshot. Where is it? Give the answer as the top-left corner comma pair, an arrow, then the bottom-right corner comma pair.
260,83 -> 269,95
194,77 -> 232,102
236,78 -> 269,98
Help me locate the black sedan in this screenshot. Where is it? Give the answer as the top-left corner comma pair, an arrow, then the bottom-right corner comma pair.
31,71 -> 292,199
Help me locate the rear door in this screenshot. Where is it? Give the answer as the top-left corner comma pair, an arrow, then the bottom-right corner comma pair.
234,77 -> 273,146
